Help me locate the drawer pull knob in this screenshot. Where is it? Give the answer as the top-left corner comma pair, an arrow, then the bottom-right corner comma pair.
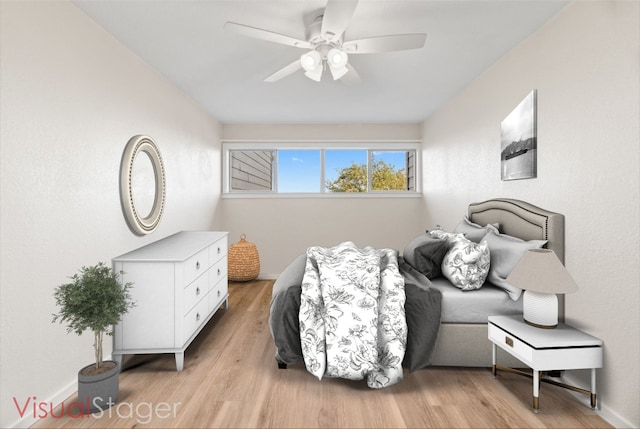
196,313 -> 200,322
196,287 -> 200,295
505,336 -> 514,347
196,261 -> 200,270
217,247 -> 221,254
217,268 -> 221,276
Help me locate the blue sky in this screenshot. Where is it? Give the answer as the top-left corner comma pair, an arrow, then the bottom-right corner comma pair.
277,149 -> 406,192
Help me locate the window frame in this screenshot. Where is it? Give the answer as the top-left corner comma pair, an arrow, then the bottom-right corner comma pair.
222,140 -> 422,198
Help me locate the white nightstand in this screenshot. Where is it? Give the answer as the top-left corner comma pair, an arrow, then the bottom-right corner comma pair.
488,315 -> 603,413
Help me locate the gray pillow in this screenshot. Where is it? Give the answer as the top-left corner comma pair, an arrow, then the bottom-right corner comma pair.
403,234 -> 449,279
453,216 -> 499,243
482,229 -> 547,301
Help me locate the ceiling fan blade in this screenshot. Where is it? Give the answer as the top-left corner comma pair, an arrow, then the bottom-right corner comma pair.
321,0 -> 358,42
224,22 -> 311,49
343,33 -> 427,54
264,59 -> 303,83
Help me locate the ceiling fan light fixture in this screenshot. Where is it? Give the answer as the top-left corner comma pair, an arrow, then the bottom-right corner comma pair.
225,0 -> 428,84
329,64 -> 349,80
300,50 -> 321,73
327,48 -> 348,68
304,67 -> 323,82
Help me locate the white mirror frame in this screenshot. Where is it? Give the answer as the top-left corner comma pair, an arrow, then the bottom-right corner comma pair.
120,135 -> 165,235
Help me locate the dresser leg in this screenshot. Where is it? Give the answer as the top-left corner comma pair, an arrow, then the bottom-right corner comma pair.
175,352 -> 184,371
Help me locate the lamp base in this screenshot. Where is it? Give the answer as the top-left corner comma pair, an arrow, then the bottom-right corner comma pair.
523,291 -> 558,329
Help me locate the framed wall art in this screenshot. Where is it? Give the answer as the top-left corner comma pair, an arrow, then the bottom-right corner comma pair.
501,90 -> 537,181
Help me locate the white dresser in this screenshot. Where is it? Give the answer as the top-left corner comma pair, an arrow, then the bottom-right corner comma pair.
112,231 -> 228,371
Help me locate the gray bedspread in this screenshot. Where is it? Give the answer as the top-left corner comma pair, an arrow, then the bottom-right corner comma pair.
269,252 -> 442,372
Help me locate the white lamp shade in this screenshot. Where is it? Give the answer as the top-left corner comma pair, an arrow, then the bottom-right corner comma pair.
506,249 -> 578,294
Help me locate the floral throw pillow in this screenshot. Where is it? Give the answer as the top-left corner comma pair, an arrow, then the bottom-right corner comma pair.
440,234 -> 491,291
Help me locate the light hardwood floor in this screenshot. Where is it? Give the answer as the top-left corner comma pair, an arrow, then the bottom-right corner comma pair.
34,280 -> 611,428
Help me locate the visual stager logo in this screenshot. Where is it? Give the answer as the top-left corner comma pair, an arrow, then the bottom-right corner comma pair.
13,396 -> 181,424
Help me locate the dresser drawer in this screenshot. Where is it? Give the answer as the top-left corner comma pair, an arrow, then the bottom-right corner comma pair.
184,297 -> 209,340
209,256 -> 227,289
209,277 -> 227,312
184,272 -> 209,315
209,236 -> 228,265
184,248 -> 211,286
489,322 -> 533,365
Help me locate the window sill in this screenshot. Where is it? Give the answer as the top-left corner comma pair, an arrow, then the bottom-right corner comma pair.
221,192 -> 423,199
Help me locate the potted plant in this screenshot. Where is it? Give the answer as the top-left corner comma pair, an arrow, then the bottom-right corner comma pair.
52,262 -> 134,414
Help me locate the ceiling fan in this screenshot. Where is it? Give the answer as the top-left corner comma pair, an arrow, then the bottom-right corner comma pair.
224,0 -> 427,83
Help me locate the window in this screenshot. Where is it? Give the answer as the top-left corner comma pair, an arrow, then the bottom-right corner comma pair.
278,150 -> 321,192
223,142 -> 420,197
229,150 -> 273,191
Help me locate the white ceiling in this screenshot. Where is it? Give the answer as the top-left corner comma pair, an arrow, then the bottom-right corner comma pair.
73,0 -> 569,124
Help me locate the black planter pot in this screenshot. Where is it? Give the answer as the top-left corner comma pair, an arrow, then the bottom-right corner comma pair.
77,360 -> 120,414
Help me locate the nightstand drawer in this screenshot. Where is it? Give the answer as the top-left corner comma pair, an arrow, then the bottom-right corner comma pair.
489,322 -> 533,364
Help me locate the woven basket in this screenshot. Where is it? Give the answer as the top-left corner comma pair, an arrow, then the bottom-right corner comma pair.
228,234 -> 260,282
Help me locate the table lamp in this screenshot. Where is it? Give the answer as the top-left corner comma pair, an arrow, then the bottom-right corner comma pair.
506,248 -> 578,328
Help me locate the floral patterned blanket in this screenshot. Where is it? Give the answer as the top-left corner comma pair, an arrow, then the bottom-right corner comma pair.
299,242 -> 407,388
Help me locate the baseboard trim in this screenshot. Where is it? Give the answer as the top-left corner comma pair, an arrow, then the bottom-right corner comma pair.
8,378 -> 76,429
562,373 -> 637,428
597,401 -> 637,429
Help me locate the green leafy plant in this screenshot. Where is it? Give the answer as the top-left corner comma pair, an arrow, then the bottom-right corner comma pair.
326,160 -> 407,192
52,262 -> 135,371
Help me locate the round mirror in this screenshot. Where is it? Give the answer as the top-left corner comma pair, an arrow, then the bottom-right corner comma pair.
120,135 -> 165,235
130,150 -> 155,218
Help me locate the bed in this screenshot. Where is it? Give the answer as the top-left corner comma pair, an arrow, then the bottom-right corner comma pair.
268,198 -> 565,378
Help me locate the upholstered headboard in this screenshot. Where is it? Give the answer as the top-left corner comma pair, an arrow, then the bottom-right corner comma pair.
468,198 -> 566,319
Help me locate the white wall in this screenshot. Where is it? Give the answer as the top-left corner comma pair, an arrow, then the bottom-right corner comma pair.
421,1 -> 639,427
220,123 -> 425,277
0,2 -> 222,427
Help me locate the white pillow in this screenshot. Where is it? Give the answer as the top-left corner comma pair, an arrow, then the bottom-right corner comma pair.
453,216 -> 500,243
482,229 -> 548,301
428,229 -> 458,243
441,234 -> 491,291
